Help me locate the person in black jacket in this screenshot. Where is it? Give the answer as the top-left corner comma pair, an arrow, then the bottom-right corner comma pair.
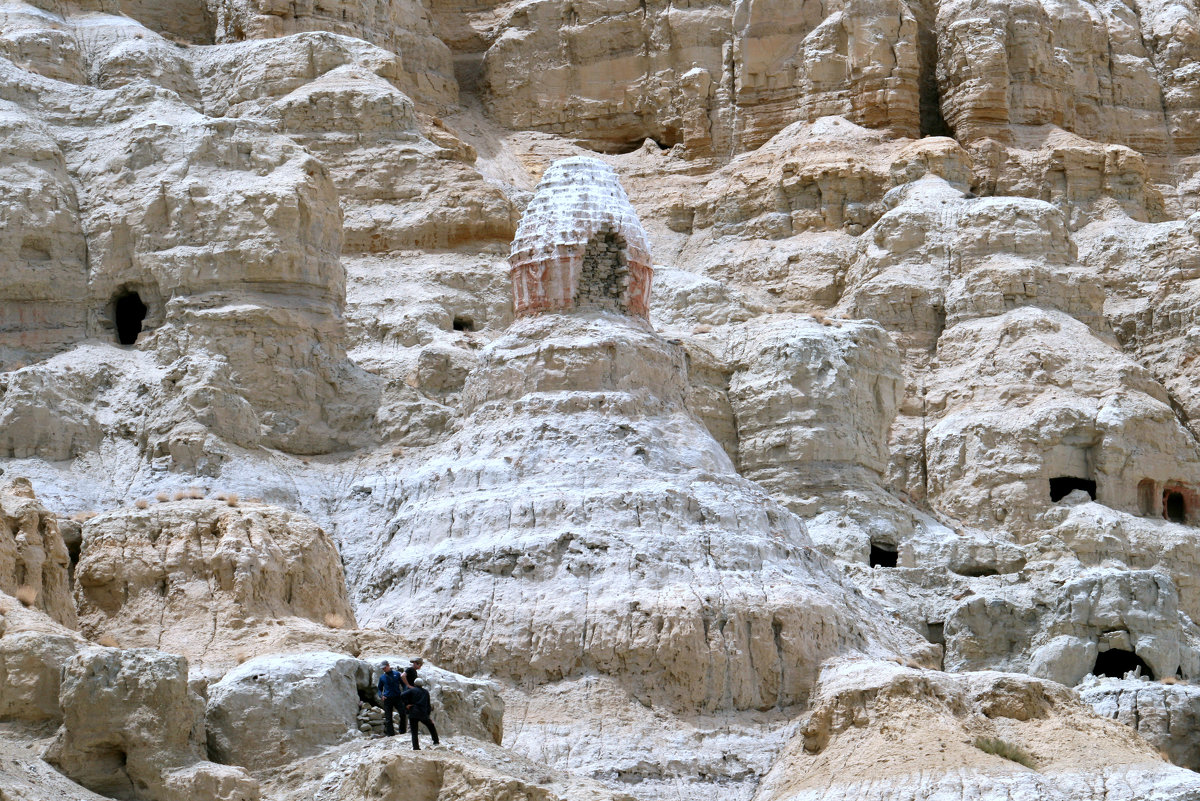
399,678 -> 439,750
377,661 -> 406,737
403,657 -> 423,689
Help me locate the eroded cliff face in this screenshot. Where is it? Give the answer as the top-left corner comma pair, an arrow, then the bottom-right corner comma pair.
6,0 -> 1200,799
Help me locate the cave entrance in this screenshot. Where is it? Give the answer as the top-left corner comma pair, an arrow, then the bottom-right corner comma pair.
1165,489 -> 1186,523
452,314 -> 476,332
575,228 -> 630,313
869,541 -> 898,568
112,290 -> 147,346
1049,476 -> 1096,502
1093,648 -> 1153,680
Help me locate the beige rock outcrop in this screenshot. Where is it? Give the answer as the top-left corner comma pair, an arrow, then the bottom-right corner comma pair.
260,733 -> 637,801
0,478 -> 74,627
1082,677 -> 1200,771
44,646 -> 259,801
0,98 -> 87,371
724,314 -> 910,555
74,500 -> 356,675
207,0 -> 457,108
478,0 -> 926,157
756,659 -> 1200,801
8,0 -> 1200,798
0,591 -> 86,724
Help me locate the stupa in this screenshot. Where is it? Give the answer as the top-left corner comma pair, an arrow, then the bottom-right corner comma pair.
509,157 -> 653,318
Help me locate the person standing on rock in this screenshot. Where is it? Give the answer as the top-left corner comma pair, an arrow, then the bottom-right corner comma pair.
377,661 -> 407,737
400,678 -> 439,750
404,657 -> 423,689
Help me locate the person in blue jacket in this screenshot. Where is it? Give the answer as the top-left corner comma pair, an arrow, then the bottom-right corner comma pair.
399,678 -> 439,750
377,661 -> 407,737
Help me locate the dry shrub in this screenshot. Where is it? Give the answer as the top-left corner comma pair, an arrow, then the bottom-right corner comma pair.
135,499 -> 149,510
70,511 -> 97,522
692,324 -> 713,334
96,634 -> 120,648
324,612 -> 346,629
155,492 -> 170,503
173,491 -> 188,501
213,493 -> 227,501
187,489 -> 204,500
14,585 -> 37,607
225,493 -> 239,507
1161,675 -> 1180,685
391,446 -> 404,458
974,737 -> 1037,770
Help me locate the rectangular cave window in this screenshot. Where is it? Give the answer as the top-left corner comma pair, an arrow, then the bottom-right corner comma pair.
869,542 -> 898,568
1049,476 -> 1096,502
1138,478 -> 1157,516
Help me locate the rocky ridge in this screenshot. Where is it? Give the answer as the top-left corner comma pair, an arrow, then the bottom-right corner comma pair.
4,0 -> 1200,800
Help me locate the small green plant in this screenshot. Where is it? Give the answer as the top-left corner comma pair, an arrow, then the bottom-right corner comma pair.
974,736 -> 1037,770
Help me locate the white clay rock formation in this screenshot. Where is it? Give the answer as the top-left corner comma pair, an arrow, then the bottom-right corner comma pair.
72,498 -> 358,676
8,0 -> 1200,799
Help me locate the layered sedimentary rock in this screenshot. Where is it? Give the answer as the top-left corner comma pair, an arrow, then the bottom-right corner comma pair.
724,314 -> 910,555
7,0 -> 1200,800
74,500 -> 356,675
755,659 -> 1200,801
44,647 -> 258,801
349,167 -> 934,720
0,591 -> 87,724
0,478 -> 74,627
207,0 -> 457,107
1082,677 -> 1200,771
476,0 -> 925,156
259,735 -> 637,801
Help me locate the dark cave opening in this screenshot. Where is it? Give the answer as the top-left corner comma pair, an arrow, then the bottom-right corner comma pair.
452,314 -> 477,332
578,135 -> 675,155
1093,648 -> 1154,680
1165,490 -> 1186,523
1049,476 -> 1096,503
869,542 -> 898,568
917,20 -> 952,137
113,291 -> 147,346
